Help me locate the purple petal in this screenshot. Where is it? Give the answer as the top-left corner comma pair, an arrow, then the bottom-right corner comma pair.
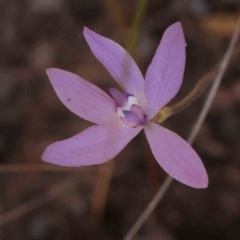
83,27 -> 145,99
122,109 -> 146,128
46,68 -> 118,125
145,22 -> 186,120
42,124 -> 142,166
109,88 -> 131,107
144,122 -> 208,188
130,104 -> 146,119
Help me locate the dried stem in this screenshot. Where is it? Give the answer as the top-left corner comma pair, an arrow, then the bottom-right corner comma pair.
154,67 -> 218,124
0,164 -> 107,173
90,160 -> 114,220
187,23 -> 240,144
104,0 -> 128,42
155,45 -> 240,124
123,14 -> 240,240
169,68 -> 218,115
0,176 -> 80,226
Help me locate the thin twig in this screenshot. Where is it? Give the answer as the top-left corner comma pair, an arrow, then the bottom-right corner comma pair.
187,20 -> 240,144
124,176 -> 173,240
0,176 -> 80,226
155,45 -> 240,124
169,67 -> 218,115
90,160 -> 114,220
0,164 -> 107,173
123,14 -> 240,240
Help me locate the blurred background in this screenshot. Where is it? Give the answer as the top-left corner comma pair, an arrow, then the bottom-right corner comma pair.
1,0 -> 240,239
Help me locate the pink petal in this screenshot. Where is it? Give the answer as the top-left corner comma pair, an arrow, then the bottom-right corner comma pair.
130,104 -> 146,119
46,68 -> 118,125
83,27 -> 145,99
121,111 -> 145,128
145,22 -> 186,120
109,87 -> 131,107
42,124 -> 142,166
144,122 -> 208,188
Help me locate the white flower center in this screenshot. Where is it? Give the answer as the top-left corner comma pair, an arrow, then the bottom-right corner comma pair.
116,96 -> 139,117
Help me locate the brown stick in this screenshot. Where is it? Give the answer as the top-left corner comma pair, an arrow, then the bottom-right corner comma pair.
0,164 -> 107,173
123,14 -> 240,240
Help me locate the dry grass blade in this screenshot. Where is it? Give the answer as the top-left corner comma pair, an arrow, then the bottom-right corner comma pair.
104,0 -> 128,42
123,14 -> 240,240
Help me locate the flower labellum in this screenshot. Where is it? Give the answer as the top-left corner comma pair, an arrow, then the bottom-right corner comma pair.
42,22 -> 208,189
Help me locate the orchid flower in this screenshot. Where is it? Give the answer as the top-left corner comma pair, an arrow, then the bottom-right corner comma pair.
42,22 -> 208,188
